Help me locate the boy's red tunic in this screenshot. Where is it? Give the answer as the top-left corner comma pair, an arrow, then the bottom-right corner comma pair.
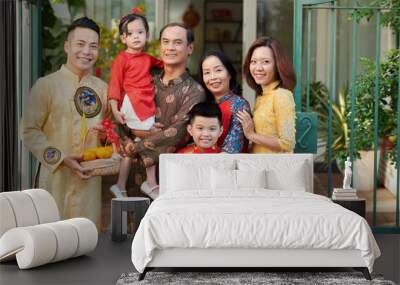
108,51 -> 163,121
177,145 -> 221,154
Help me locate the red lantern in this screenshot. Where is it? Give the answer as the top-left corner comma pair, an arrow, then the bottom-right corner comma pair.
182,4 -> 200,29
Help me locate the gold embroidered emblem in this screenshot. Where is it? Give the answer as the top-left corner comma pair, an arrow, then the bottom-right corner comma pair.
43,147 -> 61,165
74,86 -> 102,118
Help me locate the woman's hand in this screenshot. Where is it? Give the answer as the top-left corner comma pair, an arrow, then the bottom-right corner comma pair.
237,110 -> 256,141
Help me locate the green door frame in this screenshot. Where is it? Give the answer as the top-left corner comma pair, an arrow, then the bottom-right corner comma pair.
293,0 -> 333,110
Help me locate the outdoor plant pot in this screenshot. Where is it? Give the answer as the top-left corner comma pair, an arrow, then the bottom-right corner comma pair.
353,150 -> 381,191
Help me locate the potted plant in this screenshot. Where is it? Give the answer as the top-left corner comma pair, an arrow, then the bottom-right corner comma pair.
375,49 -> 399,196
349,0 -> 400,193
343,49 -> 398,191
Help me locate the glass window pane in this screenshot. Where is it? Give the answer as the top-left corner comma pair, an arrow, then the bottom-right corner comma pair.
256,0 -> 294,59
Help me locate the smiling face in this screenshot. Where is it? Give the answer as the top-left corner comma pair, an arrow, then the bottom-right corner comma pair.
187,116 -> 223,150
120,19 -> 147,53
160,26 -> 193,66
249,46 -> 277,87
64,27 -> 99,76
201,56 -> 231,99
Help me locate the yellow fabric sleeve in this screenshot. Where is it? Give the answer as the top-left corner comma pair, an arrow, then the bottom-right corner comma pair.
21,78 -> 65,172
273,89 -> 296,152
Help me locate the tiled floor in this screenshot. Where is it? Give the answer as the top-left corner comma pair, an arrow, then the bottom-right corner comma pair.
358,188 -> 399,227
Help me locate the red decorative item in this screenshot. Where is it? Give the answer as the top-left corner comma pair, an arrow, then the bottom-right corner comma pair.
101,118 -> 120,152
95,67 -> 102,78
132,7 -> 143,14
101,118 -> 114,129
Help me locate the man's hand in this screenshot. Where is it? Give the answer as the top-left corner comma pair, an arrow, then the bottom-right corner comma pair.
131,130 -> 152,138
122,137 -> 136,157
89,124 -> 107,141
62,155 -> 92,179
150,122 -> 164,133
131,122 -> 164,138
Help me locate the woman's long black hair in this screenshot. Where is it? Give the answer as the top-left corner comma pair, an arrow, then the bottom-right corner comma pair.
198,49 -> 242,102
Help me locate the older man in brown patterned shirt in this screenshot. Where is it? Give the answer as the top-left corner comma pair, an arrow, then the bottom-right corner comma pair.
124,23 -> 205,198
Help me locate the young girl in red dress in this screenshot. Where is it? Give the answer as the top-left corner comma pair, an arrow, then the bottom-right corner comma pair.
108,12 -> 163,198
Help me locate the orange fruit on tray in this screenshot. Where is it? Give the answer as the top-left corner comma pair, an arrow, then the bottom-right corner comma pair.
83,149 -> 97,161
83,146 -> 113,161
96,146 -> 113,159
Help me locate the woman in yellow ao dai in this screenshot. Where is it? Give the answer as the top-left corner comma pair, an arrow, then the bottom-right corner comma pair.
238,37 -> 297,153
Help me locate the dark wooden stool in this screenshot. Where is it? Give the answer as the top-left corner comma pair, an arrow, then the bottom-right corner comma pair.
111,197 -> 150,241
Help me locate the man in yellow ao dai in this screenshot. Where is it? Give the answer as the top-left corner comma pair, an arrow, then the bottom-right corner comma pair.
21,18 -> 107,228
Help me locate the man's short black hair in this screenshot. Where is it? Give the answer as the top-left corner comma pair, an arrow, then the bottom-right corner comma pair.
188,102 -> 222,126
67,17 -> 100,38
159,23 -> 194,44
119,13 -> 149,35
